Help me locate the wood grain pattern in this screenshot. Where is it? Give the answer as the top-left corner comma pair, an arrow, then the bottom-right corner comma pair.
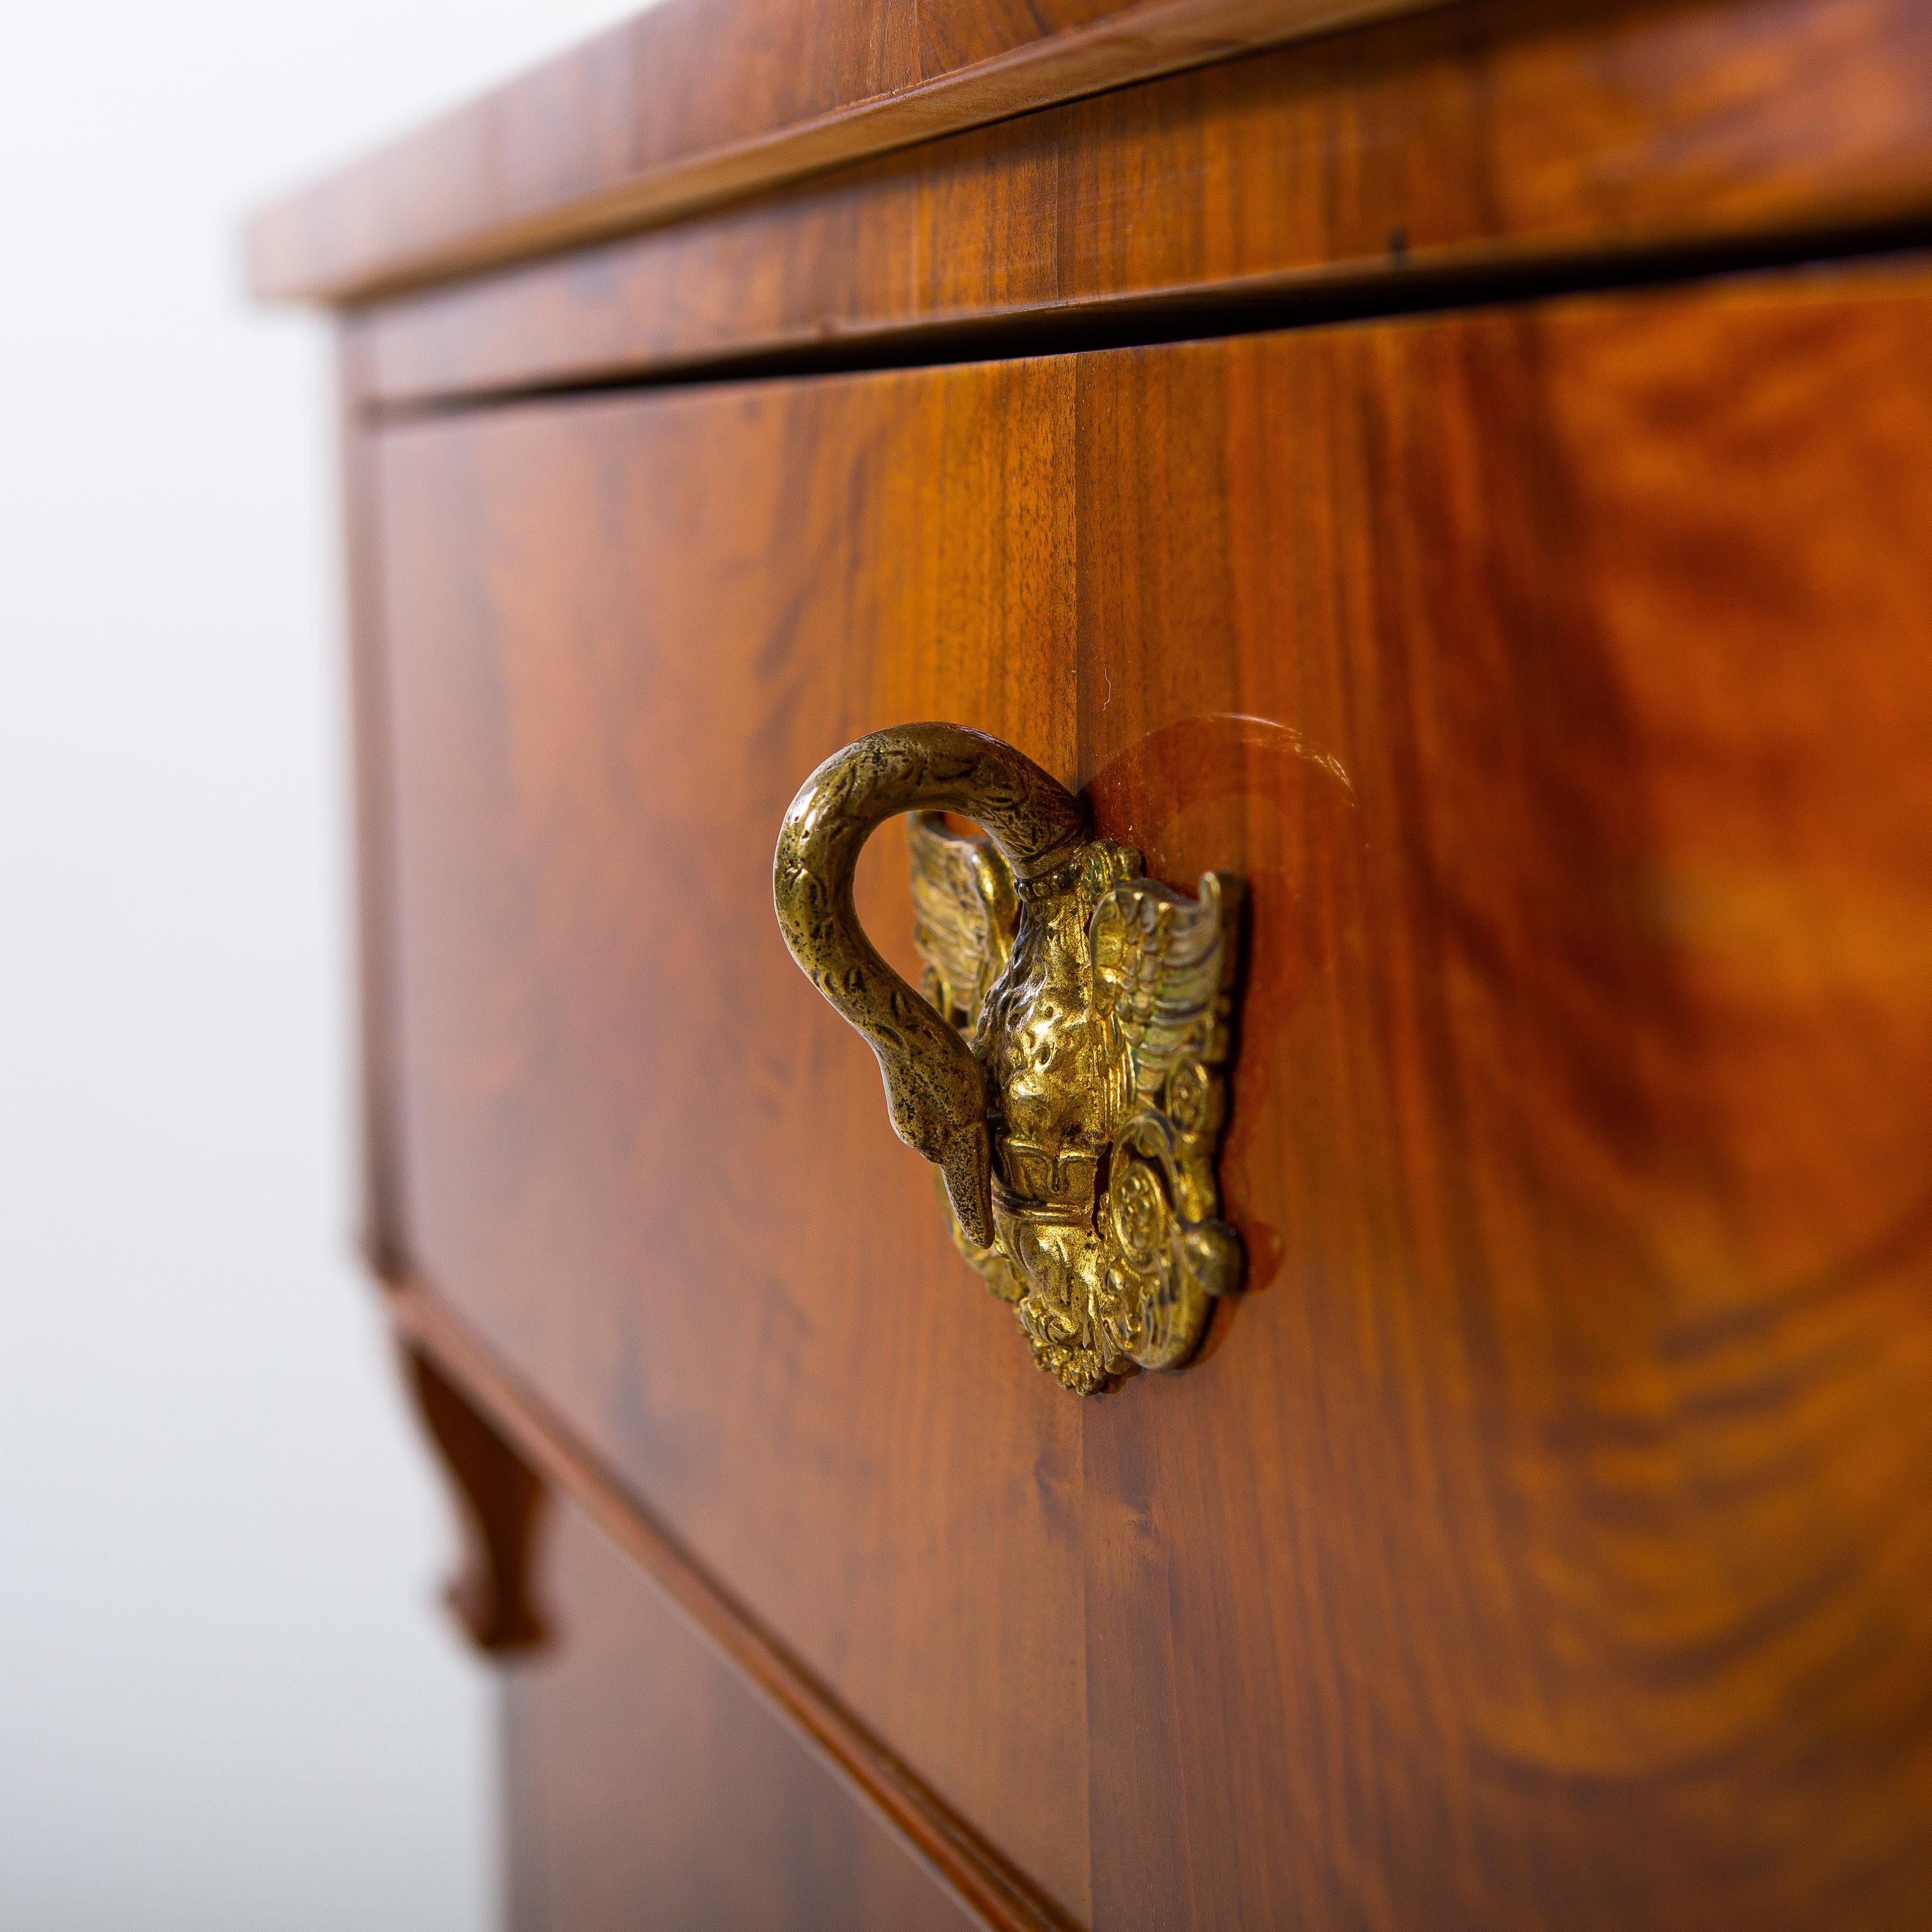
507,1492 -> 978,1931
390,1281 -> 1071,1932
247,0 -> 1449,303
375,359 -> 1093,1923
373,262 -> 1932,1924
361,0 -> 1932,406
1072,266 -> 1932,1929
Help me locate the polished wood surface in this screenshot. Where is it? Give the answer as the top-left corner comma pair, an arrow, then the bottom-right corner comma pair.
361,0 -> 1932,406
389,1277 -> 1077,1932
274,1 -> 1932,1919
369,262 -> 1932,1925
377,356 -> 1093,1923
247,0 -> 1448,303
1072,266 -> 1932,1928
507,1494 -> 975,1931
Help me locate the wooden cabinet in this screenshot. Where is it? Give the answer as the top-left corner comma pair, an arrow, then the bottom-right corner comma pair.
257,3 -> 1932,1925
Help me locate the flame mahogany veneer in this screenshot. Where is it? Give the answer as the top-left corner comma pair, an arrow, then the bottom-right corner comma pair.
270,0 -> 1932,1924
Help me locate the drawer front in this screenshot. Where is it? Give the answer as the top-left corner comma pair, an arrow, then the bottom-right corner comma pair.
376,266 -> 1932,1927
507,1497 -> 974,1931
380,357 -> 1091,1913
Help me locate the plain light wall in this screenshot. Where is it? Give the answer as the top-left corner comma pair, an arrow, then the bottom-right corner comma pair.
0,5 -> 649,1927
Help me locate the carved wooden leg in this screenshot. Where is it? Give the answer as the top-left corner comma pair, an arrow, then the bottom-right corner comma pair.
400,1341 -> 550,1654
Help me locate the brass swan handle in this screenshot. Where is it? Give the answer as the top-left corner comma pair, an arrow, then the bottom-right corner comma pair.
774,722 -> 1244,1394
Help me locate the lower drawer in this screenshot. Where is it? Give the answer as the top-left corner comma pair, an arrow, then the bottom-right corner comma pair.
505,1497 -> 971,1932
375,261 -> 1932,1927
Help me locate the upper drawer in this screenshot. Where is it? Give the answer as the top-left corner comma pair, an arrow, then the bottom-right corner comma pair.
380,354 -> 1093,1913
373,265 -> 1932,1928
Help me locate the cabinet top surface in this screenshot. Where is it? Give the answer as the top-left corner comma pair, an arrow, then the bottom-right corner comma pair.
245,0 -> 1453,305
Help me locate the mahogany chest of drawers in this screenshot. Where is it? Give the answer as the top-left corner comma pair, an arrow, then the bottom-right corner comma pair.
254,1 -> 1932,1923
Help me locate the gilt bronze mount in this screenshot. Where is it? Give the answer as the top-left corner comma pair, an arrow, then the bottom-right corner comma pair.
773,723 -> 1244,1394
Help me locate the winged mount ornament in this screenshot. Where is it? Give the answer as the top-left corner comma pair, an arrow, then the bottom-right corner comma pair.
774,723 -> 1245,1394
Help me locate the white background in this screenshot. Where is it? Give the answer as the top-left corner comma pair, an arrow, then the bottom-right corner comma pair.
0,5 -> 644,1927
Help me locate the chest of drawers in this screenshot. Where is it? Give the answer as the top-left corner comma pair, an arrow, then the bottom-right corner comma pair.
255,2 -> 1932,1923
